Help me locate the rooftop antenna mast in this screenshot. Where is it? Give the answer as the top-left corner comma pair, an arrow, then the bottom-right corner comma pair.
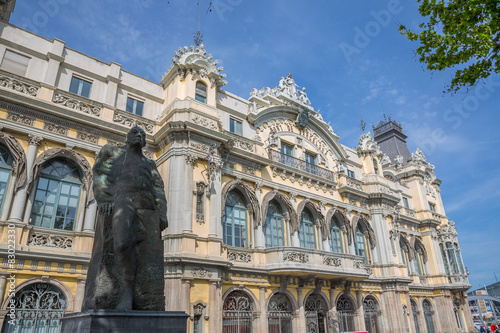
357,94 -> 366,132
193,0 -> 203,46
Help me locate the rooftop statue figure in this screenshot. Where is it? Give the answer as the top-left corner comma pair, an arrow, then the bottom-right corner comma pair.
82,126 -> 168,311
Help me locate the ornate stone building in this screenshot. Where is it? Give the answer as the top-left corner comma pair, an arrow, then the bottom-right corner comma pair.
0,12 -> 474,333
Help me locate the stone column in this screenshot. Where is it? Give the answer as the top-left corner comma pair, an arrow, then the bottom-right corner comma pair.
381,285 -> 405,332
289,193 -> 299,247
208,167 -> 222,239
316,222 -> 323,251
82,199 -> 97,232
355,290 -> 366,332
323,238 -> 330,253
181,279 -> 192,313
259,286 -> 268,333
209,279 -> 221,332
297,287 -> 305,333
329,288 -> 339,333
0,174 -> 16,221
9,134 -> 42,223
73,277 -> 86,312
291,231 -> 300,247
0,273 -> 9,303
167,153 -> 194,236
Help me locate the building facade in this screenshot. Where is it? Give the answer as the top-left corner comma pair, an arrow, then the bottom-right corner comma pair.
0,13 -> 475,333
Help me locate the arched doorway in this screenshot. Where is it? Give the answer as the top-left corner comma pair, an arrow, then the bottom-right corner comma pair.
304,293 -> 328,333
268,292 -> 293,333
222,290 -> 254,333
337,294 -> 355,333
363,296 -> 380,333
1,283 -> 67,333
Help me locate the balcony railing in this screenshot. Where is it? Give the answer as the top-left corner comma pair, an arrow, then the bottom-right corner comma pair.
268,149 -> 336,181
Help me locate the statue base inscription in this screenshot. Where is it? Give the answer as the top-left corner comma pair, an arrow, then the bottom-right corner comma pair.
60,310 -> 188,333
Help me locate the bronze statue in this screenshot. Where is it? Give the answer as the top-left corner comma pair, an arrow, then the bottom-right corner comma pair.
82,126 -> 168,311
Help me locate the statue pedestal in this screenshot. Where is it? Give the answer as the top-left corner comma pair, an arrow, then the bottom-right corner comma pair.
60,310 -> 188,333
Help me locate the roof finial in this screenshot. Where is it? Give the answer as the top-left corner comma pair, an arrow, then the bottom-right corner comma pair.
193,0 -> 204,47
357,94 -> 366,132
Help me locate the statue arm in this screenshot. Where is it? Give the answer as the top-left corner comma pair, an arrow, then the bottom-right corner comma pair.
92,145 -> 114,204
151,160 -> 168,231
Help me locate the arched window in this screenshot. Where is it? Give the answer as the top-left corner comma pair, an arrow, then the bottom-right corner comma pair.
399,238 -> 409,266
363,296 -> 380,333
454,243 -> 465,274
423,300 -> 435,333
30,158 -> 82,231
222,290 -> 253,333
329,216 -> 343,253
440,243 -> 450,275
1,283 -> 66,333
264,200 -> 285,248
446,242 -> 459,274
223,190 -> 248,248
373,158 -> 379,175
337,295 -> 355,332
414,243 -> 425,276
195,81 -> 207,103
355,225 -> 368,263
268,293 -> 293,333
305,293 -> 328,333
411,299 -> 420,333
299,208 -> 316,249
0,144 -> 13,213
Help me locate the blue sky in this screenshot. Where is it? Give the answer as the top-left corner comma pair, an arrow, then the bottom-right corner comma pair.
10,0 -> 500,289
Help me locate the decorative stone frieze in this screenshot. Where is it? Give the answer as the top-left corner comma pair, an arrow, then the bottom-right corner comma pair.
7,112 -> 35,126
353,260 -> 372,275
43,122 -> 68,135
113,111 -> 154,134
191,142 -> 210,153
28,232 -> 73,249
283,252 -> 309,263
191,114 -> 219,131
53,92 -> 101,116
228,251 -> 252,263
192,267 -> 212,279
436,221 -> 458,243
323,256 -> 342,267
0,75 -> 39,96
76,132 -> 98,144
242,165 -> 255,175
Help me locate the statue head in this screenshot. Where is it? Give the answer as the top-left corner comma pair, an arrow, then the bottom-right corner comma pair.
126,126 -> 146,148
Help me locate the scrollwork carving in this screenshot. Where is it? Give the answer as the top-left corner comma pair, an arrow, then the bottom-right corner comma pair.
53,93 -> 101,116
28,233 -> 73,249
283,252 -> 309,263
227,251 -> 252,263
323,256 -> 342,267
0,75 -> 39,96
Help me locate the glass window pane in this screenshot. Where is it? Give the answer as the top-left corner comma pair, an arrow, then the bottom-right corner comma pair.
0,50 -> 30,76
81,79 -> 91,98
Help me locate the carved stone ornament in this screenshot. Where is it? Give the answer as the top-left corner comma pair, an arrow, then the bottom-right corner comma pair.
380,153 -> 391,165
250,73 -> 312,108
353,260 -> 372,275
191,114 -> 219,131
411,148 -> 427,164
283,252 -> 309,263
193,302 -> 206,316
53,93 -> 101,116
0,75 -> 39,96
436,221 -> 458,244
192,267 -> 213,279
77,132 -> 99,144
227,251 -> 252,263
7,112 -> 35,126
395,155 -> 404,167
296,108 -> 309,129
113,111 -> 154,134
323,256 -> 342,267
231,138 -> 254,152
43,122 -> 68,136
28,232 -> 73,249
356,132 -> 382,156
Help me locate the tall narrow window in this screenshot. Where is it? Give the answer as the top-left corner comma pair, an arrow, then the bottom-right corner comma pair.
414,249 -> 423,275
222,190 -> 248,248
440,243 -> 450,275
411,300 -> 420,333
305,152 -> 316,164
264,200 -> 284,248
195,81 -> 207,103
454,243 -> 465,274
429,202 -> 436,212
373,158 -> 379,175
446,242 -> 459,274
280,142 -> 293,156
69,76 -> 92,98
299,208 -> 316,249
126,97 -> 144,116
402,197 -> 409,209
423,300 -> 435,333
0,145 -> 13,213
229,118 -> 243,136
330,216 -> 343,253
400,239 -> 409,266
30,158 -> 82,231
347,170 -> 355,178
355,225 -> 368,263
0,49 -> 30,76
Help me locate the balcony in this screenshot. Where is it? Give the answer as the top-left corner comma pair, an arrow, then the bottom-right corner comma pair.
268,149 -> 336,181
225,246 -> 371,278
